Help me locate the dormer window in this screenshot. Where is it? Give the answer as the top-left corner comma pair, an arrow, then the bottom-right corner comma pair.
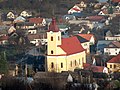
51,36 -> 53,41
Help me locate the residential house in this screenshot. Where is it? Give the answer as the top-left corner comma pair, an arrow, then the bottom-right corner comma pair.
8,26 -> 16,34
27,34 -> 41,46
107,54 -> 120,72
75,35 -> 90,53
97,40 -> 112,54
105,35 -> 120,41
14,16 -> 26,23
104,41 -> 120,55
7,11 -> 16,20
77,34 -> 95,45
62,15 -> 76,20
68,5 -> 82,14
98,10 -> 108,16
20,10 -> 32,18
47,18 -> 86,72
0,35 -> 8,45
29,18 -> 46,27
15,22 -> 37,34
83,63 -> 108,73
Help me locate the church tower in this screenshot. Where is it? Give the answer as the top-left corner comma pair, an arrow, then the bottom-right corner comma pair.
47,18 -> 61,56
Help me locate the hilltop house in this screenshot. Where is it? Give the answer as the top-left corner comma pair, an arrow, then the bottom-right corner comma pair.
29,18 -> 46,27
20,10 -> 32,18
47,18 -> 86,72
104,41 -> 120,55
107,54 -> 120,72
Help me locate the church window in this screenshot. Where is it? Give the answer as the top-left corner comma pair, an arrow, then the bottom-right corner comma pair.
51,36 -> 53,41
71,61 -> 72,67
75,60 -> 77,66
58,36 -> 60,41
110,65 -> 112,68
51,50 -> 53,54
61,63 -> 63,68
51,62 -> 54,68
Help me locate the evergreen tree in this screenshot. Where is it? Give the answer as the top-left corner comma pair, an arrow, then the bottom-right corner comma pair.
0,51 -> 8,74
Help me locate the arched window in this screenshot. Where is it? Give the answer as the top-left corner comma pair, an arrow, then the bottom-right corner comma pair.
51,36 -> 53,41
75,60 -> 77,66
61,63 -> 63,68
110,65 -> 112,68
58,36 -> 60,40
51,50 -> 53,54
71,61 -> 72,67
51,62 -> 54,68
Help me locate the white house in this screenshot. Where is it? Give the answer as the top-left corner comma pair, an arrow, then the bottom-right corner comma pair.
68,5 -> 82,14
7,12 -> 16,19
105,36 -> 120,41
104,41 -> 120,55
20,10 -> 32,17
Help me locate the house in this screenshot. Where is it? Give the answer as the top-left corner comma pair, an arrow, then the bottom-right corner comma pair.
77,34 -> 95,45
29,18 -> 46,27
14,16 -> 26,23
16,22 -> 36,33
0,35 -> 8,45
75,35 -> 90,53
47,18 -> 86,72
7,11 -> 16,20
98,10 -> 108,16
27,34 -> 41,46
20,10 -> 32,18
107,54 -> 120,72
8,26 -> 16,34
76,1 -> 87,8
63,15 -> 76,20
68,5 -> 82,14
105,35 -> 120,41
104,41 -> 120,55
97,40 -> 112,54
83,63 -> 108,73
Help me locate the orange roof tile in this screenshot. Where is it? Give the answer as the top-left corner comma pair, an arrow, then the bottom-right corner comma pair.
108,54 -> 120,63
29,18 -> 43,24
59,36 -> 85,55
77,34 -> 94,41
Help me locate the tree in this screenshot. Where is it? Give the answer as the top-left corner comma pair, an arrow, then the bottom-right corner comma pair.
0,51 -> 8,74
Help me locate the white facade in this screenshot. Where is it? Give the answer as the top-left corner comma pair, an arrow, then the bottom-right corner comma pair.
104,48 -> 120,55
7,12 -> 15,19
105,36 -> 120,41
20,11 -> 32,17
68,5 -> 82,14
98,11 -> 106,16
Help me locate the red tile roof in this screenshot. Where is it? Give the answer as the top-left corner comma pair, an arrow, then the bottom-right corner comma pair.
72,8 -> 81,11
83,64 -> 105,73
48,18 -> 60,32
107,54 -> 120,63
87,16 -> 105,21
29,18 -> 43,24
0,36 -> 8,41
112,0 -> 120,2
77,34 -> 94,41
59,36 -> 85,55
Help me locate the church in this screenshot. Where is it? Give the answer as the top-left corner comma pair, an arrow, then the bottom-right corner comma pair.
46,18 -> 86,72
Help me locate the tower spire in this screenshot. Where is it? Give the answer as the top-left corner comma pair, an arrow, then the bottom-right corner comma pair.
48,18 -> 60,32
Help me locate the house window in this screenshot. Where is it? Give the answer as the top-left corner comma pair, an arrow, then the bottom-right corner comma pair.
51,62 -> 54,68
114,65 -> 116,68
79,59 -> 80,64
110,65 -> 112,68
61,63 -> 63,68
82,57 -> 84,63
58,36 -> 60,41
51,36 -> 53,41
75,60 -> 77,66
51,50 -> 53,54
70,61 -> 72,67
